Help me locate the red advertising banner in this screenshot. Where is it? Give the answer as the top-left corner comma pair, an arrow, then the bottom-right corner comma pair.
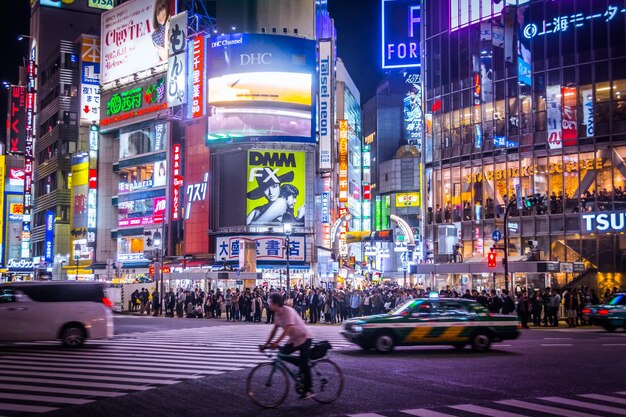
183,120 -> 210,254
561,86 -> 578,147
8,86 -> 27,154
338,120 -> 348,203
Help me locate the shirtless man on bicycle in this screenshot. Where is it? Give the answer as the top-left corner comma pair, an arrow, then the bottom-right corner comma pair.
263,292 -> 315,399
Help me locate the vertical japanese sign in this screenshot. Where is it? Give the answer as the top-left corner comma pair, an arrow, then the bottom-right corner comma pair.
403,72 -> 423,147
375,195 -> 382,231
171,142 -> 182,220
546,85 -> 562,149
188,35 -> 205,118
44,211 -> 55,263
167,11 -> 187,108
87,124 -> 99,249
338,120 -> 348,203
561,86 -> 578,146
22,54 -> 36,259
80,37 -> 101,124
8,86 -> 27,154
318,40 -> 333,171
582,89 -> 594,137
0,156 -> 5,264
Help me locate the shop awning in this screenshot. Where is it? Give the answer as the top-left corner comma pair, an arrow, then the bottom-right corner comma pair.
411,256 -> 549,275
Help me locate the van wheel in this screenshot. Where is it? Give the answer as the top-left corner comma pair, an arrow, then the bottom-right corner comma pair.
471,330 -> 492,352
62,325 -> 86,347
374,332 -> 395,354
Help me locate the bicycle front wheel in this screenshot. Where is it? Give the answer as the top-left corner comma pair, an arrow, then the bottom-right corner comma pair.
311,359 -> 344,404
246,363 -> 289,408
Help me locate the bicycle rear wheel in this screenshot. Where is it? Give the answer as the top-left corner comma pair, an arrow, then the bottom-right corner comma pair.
311,359 -> 344,404
246,363 -> 289,408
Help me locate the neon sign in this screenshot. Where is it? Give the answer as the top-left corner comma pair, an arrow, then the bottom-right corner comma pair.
523,4 -> 625,39
382,0 -> 421,68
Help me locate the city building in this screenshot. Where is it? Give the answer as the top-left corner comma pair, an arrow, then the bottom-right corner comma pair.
419,0 -> 626,293
20,1 -> 112,280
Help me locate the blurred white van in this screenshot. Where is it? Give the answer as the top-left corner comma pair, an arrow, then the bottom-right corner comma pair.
0,281 -> 114,347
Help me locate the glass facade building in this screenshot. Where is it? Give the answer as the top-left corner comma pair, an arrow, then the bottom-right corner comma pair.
421,0 -> 626,291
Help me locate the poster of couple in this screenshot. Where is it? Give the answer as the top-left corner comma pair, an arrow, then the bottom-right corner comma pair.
246,150 -> 306,226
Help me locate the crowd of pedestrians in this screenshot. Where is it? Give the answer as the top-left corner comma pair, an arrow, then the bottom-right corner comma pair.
128,283 -> 623,328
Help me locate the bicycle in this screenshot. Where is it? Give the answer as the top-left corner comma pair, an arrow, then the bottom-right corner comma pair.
246,342 -> 344,408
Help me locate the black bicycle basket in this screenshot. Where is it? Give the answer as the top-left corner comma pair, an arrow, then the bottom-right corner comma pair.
310,340 -> 332,360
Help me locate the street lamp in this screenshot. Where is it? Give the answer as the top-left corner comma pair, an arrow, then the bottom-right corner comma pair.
74,243 -> 81,280
153,230 -> 163,315
283,222 -> 292,295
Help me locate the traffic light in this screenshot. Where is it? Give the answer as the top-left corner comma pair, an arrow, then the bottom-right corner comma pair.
487,252 -> 497,268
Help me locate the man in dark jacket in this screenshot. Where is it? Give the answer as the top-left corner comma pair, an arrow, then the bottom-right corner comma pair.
309,289 -> 319,324
501,289 -> 515,314
488,289 -> 502,313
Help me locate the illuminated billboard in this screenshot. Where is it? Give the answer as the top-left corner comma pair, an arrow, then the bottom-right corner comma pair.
338,120 -> 348,203
246,150 -> 306,226
80,36 -> 101,124
119,122 -> 167,160
101,0 -> 175,85
183,121 -> 210,254
382,0 -> 421,69
207,34 -> 316,144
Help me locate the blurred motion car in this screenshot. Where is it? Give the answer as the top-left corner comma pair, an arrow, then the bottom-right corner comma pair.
0,281 -> 114,346
583,293 -> 626,332
342,296 -> 520,353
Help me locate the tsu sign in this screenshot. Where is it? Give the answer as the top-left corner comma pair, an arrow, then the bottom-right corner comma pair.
382,0 -> 421,69
582,212 -> 626,233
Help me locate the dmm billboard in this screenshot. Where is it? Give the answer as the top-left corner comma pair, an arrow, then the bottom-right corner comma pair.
246,150 -> 306,227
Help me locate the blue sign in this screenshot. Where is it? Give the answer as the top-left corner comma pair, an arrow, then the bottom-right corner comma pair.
523,4 -> 624,40
382,0 -> 421,69
492,230 -> 502,243
44,210 -> 55,263
494,136 -> 519,148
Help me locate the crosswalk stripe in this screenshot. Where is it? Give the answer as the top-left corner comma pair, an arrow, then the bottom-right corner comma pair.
540,396 -> 626,416
616,392 -> 626,395
0,353 -> 257,367
0,383 -> 125,398
578,393 -> 626,405
401,408 -> 459,416
0,369 -> 181,385
496,399 -> 604,417
348,414 -> 388,417
449,404 -> 530,417
0,362 -> 216,379
0,402 -> 58,413
0,357 -> 247,372
0,376 -> 152,391
0,392 -> 93,405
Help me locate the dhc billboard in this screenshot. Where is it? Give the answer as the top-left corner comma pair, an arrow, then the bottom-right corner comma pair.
382,0 -> 421,69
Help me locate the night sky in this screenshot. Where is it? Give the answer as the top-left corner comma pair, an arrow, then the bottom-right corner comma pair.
0,0 -> 384,143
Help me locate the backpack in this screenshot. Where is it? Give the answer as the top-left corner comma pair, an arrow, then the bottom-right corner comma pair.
310,341 -> 332,360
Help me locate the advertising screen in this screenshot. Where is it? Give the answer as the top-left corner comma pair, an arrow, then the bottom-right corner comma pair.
101,0 -> 175,84
4,194 -> 24,264
246,150 -> 306,226
183,121 -> 210,254
119,122 -> 168,159
118,197 -> 162,227
207,34 -> 316,144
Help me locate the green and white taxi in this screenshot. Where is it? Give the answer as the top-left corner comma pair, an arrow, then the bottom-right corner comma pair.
342,296 -> 521,353
583,293 -> 626,332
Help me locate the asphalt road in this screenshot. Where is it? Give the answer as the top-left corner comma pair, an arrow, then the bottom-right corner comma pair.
4,316 -> 626,417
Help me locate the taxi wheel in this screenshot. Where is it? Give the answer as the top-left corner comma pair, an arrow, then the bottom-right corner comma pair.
470,331 -> 492,352
374,332 -> 395,353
